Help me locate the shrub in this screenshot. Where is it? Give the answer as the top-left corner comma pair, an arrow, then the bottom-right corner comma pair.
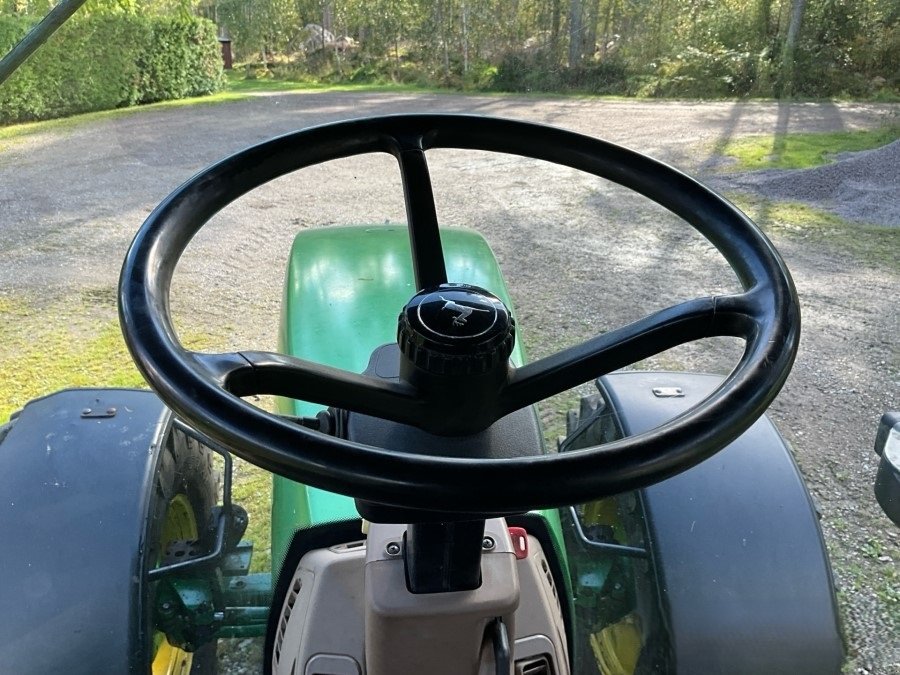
0,17 -> 44,121
140,16 -> 224,102
492,50 -> 629,95
0,13 -> 223,124
562,58 -> 629,94
650,46 -> 762,98
463,61 -> 497,90
492,50 -> 563,92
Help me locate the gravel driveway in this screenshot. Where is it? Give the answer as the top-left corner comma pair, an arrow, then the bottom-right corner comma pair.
1,93 -> 897,672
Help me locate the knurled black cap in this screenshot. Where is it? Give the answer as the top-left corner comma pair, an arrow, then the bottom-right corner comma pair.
397,284 -> 515,377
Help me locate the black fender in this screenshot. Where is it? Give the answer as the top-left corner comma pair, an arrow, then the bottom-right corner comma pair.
598,371 -> 843,674
0,389 -> 167,674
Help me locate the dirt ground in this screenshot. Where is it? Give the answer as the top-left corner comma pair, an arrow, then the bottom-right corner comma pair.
1,93 -> 898,672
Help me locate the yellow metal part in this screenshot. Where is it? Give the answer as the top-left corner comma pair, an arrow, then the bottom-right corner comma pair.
591,615 -> 642,675
152,494 -> 197,675
152,640 -> 193,675
581,499 -> 628,543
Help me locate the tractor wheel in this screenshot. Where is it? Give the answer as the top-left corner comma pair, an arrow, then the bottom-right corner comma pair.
0,389 -> 227,673
148,425 -> 220,675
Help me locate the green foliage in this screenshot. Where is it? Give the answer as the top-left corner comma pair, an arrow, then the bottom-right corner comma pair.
141,16 -> 225,102
492,50 -> 563,92
4,0 -> 896,105
203,0 -> 896,100
215,0 -> 300,62
463,61 -> 497,89
646,46 -> 769,97
492,50 -> 628,95
788,0 -> 898,97
0,14 -> 223,124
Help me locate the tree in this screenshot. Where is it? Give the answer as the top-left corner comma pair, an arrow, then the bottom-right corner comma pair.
567,0 -> 582,66
779,0 -> 807,95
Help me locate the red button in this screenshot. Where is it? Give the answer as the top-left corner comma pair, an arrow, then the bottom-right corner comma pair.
508,527 -> 528,560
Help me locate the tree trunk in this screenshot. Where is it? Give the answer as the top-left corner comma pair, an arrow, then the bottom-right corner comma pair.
551,0 -> 562,60
584,0 -> 600,59
599,0 -> 616,58
779,0 -> 807,96
653,0 -> 667,58
322,2 -> 333,34
394,36 -> 400,80
461,3 -> 468,75
568,0 -> 583,67
756,0 -> 772,40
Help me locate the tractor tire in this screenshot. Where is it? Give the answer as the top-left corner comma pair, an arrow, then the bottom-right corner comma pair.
148,426 -> 220,675
0,389 -> 221,674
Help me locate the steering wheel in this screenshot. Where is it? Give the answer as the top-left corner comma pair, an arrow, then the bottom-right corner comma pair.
119,114 -> 799,515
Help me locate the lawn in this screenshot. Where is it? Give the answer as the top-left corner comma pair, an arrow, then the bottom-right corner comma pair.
720,125 -> 900,170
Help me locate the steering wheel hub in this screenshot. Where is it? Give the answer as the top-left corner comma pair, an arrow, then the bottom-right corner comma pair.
397,284 -> 515,378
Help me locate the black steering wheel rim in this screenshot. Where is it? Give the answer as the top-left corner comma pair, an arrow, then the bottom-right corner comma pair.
119,114 -> 799,515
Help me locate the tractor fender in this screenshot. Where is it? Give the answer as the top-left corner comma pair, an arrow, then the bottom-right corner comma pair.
0,388 -> 167,674
598,371 -> 843,674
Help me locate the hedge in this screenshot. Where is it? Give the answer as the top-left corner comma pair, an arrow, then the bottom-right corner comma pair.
0,14 -> 223,124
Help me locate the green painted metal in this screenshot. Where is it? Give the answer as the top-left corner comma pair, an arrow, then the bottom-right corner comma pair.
156,569 -> 273,644
216,607 -> 270,638
223,572 -> 273,609
216,624 -> 271,639
155,578 -> 220,651
271,225 -> 566,578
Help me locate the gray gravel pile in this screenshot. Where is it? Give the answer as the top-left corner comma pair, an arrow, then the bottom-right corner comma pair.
714,139 -> 900,227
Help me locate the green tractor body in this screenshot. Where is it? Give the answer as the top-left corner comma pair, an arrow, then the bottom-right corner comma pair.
272,225 -> 567,573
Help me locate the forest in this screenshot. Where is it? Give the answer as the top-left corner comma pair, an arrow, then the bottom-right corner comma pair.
2,0 -> 898,99
210,0 -> 898,97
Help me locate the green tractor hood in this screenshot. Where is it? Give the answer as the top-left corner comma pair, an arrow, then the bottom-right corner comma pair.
272,225 -> 526,570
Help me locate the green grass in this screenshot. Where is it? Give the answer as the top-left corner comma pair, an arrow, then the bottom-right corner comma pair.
0,296 -> 142,421
225,70 -> 443,95
231,461 -> 273,572
0,291 -> 223,421
730,194 -> 900,272
721,125 -> 900,171
222,68 -> 648,101
0,90 -> 250,147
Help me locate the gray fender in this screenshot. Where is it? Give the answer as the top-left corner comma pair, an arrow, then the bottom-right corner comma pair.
0,389 -> 167,674
599,371 -> 843,675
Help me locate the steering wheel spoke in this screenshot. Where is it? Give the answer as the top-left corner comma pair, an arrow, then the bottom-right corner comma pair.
193,350 -> 421,426
502,293 -> 760,413
396,144 -> 447,290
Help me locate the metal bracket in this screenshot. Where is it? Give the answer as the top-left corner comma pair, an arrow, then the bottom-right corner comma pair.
148,418 -> 235,580
652,386 -> 684,398
81,406 -> 117,419
568,506 -> 648,559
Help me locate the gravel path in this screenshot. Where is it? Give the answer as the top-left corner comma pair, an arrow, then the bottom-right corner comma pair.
1,94 -> 898,672
714,140 -> 900,227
